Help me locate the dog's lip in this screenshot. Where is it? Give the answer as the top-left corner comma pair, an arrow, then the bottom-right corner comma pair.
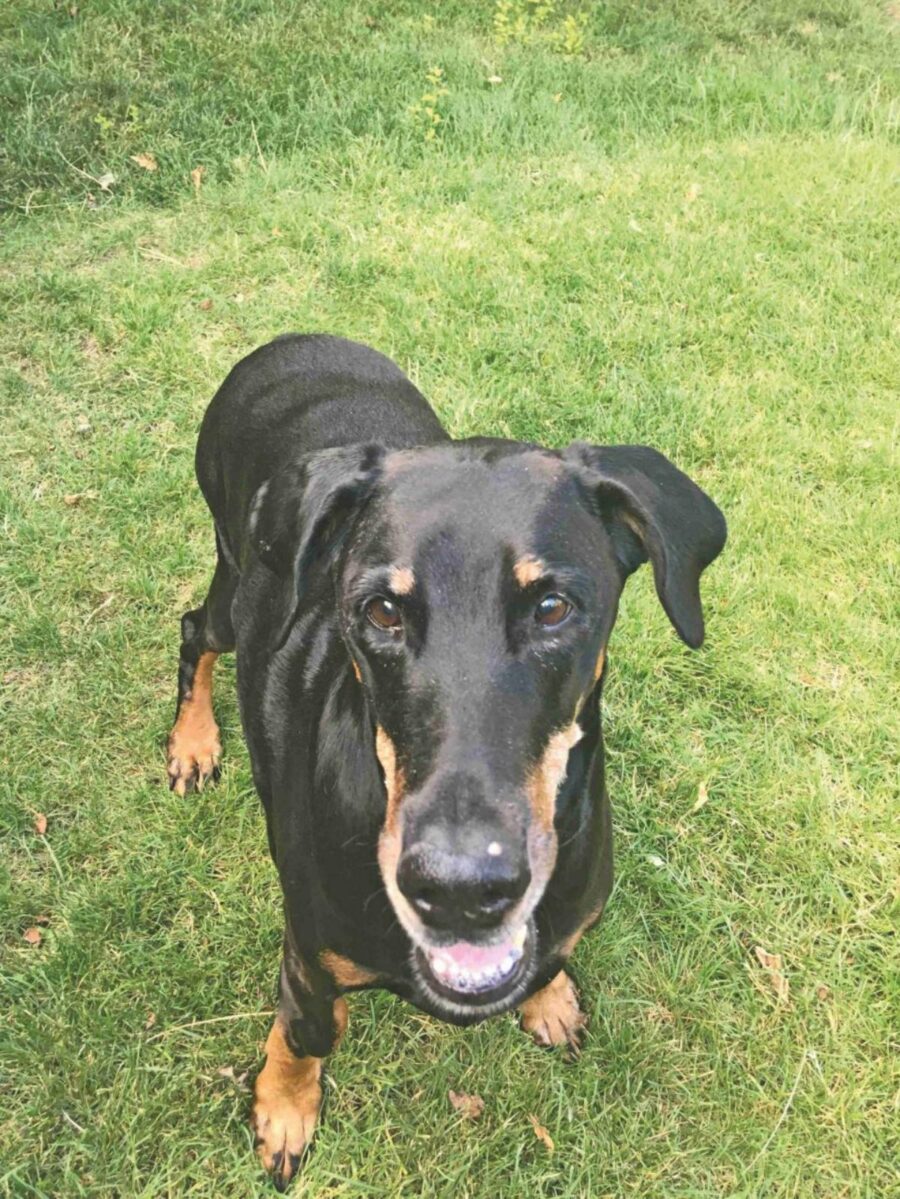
414,923 -> 532,1005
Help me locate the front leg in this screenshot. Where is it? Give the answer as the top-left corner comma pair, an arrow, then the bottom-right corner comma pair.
252,943 -> 347,1191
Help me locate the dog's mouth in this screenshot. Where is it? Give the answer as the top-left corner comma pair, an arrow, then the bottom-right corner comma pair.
413,922 -> 534,1009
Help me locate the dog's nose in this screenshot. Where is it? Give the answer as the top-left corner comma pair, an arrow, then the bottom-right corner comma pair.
396,840 -> 530,932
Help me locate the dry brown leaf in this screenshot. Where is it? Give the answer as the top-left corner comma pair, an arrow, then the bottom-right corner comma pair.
23,927 -> 42,946
816,984 -> 831,1002
691,781 -> 709,813
646,1003 -> 674,1023
191,165 -> 205,195
754,945 -> 790,1004
449,1090 -> 484,1120
145,1011 -> 157,1029
199,298 -> 213,311
529,1114 -> 554,1153
131,152 -> 158,172
34,813 -> 48,836
754,946 -> 782,971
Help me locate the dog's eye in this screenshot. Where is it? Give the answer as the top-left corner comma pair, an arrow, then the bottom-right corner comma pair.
535,594 -> 571,628
366,597 -> 403,632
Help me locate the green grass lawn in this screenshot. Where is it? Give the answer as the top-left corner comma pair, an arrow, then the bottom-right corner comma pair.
2,1 -> 898,1195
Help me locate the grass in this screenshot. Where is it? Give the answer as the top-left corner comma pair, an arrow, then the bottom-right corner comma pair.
1,1 -> 898,1195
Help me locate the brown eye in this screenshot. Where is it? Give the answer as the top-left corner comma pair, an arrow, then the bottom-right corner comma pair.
535,594 -> 571,628
366,597 -> 403,632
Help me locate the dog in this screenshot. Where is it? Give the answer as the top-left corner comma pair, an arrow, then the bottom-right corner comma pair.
165,333 -> 726,1189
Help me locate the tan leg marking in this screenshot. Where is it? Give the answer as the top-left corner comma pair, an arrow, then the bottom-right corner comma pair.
559,899 -> 606,958
252,1001 -> 348,1188
166,650 -> 221,795
519,970 -> 587,1053
320,950 -> 378,988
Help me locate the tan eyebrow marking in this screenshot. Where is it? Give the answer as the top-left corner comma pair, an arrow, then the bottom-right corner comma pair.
514,556 -> 546,587
389,566 -> 415,595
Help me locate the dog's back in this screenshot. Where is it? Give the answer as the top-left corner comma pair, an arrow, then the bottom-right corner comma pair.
195,334 -> 448,566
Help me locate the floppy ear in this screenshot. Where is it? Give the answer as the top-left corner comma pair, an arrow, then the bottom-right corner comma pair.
249,444 -> 384,650
564,443 -> 727,648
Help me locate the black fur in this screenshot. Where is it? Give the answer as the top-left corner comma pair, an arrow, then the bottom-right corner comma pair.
175,332 -> 726,1076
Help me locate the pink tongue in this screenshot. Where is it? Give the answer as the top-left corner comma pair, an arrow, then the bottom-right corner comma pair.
442,940 -> 513,970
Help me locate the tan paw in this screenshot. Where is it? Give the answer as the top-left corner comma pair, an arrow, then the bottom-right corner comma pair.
519,971 -> 588,1054
166,715 -> 221,796
252,1066 -> 321,1191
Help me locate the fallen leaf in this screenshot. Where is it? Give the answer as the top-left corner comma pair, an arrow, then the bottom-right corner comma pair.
23,927 -> 42,946
754,946 -> 782,971
528,1114 -> 554,1153
191,165 -> 205,195
646,1003 -> 674,1023
64,493 -> 90,506
199,298 -> 213,311
34,813 -> 48,835
145,1011 -> 156,1029
131,152 -> 158,172
271,227 -> 282,237
449,1090 -> 484,1120
97,172 -> 115,192
754,945 -> 790,1004
217,1064 -> 250,1089
816,984 -> 831,1002
691,781 -> 709,813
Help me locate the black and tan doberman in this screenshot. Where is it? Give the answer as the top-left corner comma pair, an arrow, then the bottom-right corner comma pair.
166,334 -> 726,1189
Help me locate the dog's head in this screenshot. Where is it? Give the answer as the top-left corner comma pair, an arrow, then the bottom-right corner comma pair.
251,439 -> 726,1017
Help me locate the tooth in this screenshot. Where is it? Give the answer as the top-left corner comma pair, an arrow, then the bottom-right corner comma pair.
513,927 -> 526,950
431,956 -> 449,977
501,954 -> 515,974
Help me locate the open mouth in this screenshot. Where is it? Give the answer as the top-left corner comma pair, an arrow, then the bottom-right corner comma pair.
415,923 -> 532,1005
